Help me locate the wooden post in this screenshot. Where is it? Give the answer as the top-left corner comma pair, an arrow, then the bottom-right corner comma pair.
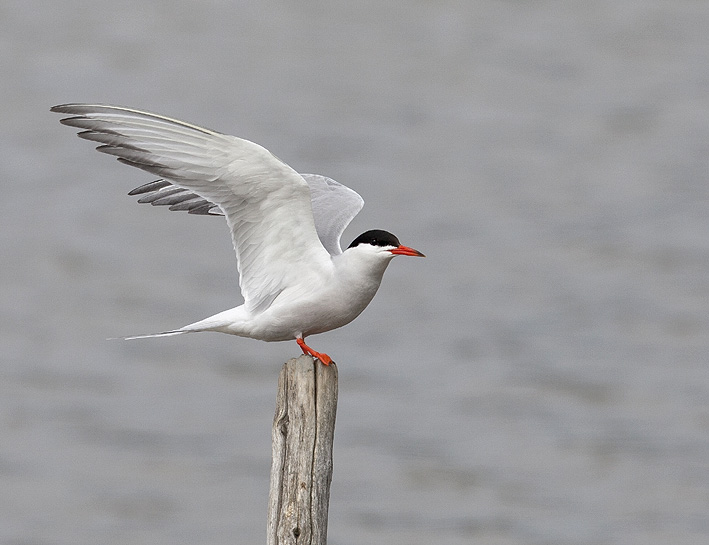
267,355 -> 338,545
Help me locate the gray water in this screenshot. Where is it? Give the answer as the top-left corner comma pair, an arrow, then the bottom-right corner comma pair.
2,1 -> 708,544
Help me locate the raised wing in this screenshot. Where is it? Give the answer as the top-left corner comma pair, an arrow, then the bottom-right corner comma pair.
127,174 -> 364,255
52,104 -> 333,313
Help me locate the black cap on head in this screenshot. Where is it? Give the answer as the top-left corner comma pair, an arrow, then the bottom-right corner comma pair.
348,229 -> 401,249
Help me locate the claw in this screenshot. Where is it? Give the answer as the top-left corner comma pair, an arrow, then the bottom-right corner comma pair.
296,337 -> 333,366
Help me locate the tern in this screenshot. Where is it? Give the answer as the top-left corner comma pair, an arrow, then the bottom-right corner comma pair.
52,104 -> 424,365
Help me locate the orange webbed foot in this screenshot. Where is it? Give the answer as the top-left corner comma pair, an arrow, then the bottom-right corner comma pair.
296,337 -> 333,366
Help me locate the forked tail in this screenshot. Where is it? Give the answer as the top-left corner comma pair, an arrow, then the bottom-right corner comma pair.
115,330 -> 190,340
113,307 -> 245,340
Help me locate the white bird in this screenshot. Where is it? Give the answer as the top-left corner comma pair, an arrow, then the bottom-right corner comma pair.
52,104 -> 424,365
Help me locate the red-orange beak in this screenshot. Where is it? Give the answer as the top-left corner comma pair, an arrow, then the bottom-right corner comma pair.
389,245 -> 425,257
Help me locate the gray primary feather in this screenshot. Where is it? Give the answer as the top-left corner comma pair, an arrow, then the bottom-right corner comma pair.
129,180 -> 223,215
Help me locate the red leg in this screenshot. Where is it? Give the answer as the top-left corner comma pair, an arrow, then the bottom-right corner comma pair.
296,337 -> 332,366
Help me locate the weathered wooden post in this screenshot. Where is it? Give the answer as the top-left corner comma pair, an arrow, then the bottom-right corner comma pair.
267,355 -> 338,545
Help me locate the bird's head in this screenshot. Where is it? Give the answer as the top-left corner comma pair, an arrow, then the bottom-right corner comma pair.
347,229 -> 425,260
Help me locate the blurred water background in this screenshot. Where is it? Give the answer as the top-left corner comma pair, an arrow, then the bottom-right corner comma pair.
1,1 -> 708,544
